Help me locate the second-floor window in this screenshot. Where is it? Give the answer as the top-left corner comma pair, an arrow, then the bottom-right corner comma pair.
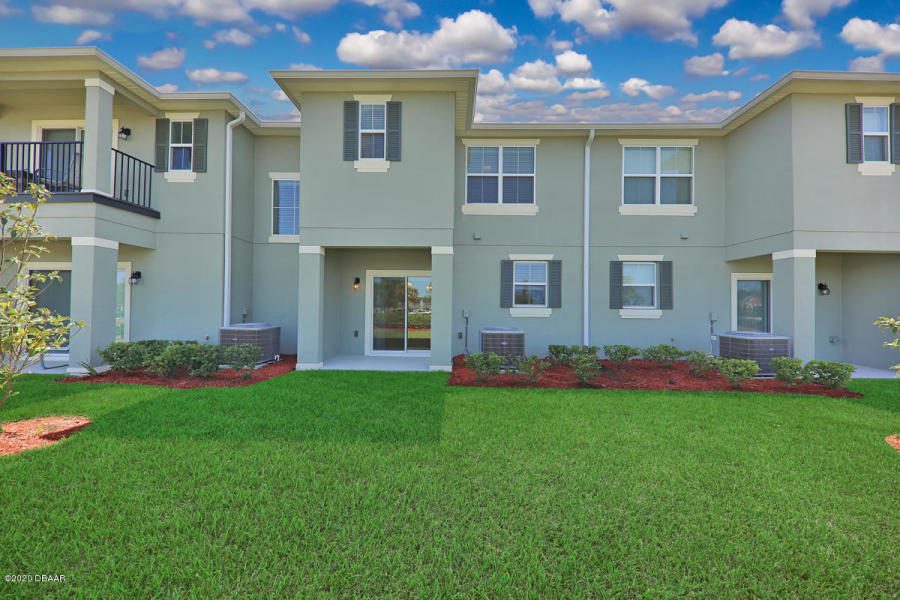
863,106 -> 889,162
359,103 -> 385,159
513,260 -> 547,307
170,121 -> 193,171
623,146 -> 693,205
466,145 -> 536,204
272,179 -> 300,236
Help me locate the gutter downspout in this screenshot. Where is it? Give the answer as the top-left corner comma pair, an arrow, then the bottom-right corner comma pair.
223,110 -> 246,328
582,128 -> 595,346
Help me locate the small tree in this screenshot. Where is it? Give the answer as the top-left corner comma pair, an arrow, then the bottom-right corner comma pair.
874,317 -> 900,376
0,173 -> 82,406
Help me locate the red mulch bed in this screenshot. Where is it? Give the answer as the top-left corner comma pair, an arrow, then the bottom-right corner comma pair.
886,435 -> 900,452
0,416 -> 91,456
449,355 -> 862,398
60,356 -> 297,389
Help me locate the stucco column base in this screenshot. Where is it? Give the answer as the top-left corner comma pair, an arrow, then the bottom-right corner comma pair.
772,251 -> 817,361
68,237 -> 119,374
430,247 -> 454,370
297,246 -> 325,369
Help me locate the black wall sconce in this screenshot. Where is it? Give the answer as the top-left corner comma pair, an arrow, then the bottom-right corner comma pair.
352,277 -> 361,291
129,271 -> 142,285
118,126 -> 132,140
817,282 -> 831,296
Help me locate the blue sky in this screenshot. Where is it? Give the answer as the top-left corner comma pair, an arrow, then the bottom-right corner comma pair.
1,0 -> 897,122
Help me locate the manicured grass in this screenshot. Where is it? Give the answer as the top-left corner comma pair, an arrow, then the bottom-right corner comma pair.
1,373 -> 897,597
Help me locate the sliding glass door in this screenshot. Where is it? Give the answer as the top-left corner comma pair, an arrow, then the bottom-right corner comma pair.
371,273 -> 431,354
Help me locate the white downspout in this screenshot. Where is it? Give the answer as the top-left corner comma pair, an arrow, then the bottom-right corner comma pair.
582,128 -> 595,346
223,110 -> 246,328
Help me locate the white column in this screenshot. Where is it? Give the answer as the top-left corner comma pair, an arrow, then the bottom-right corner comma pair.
772,249 -> 817,361
296,246 -> 325,370
430,246 -> 454,371
82,78 -> 115,196
68,237 -> 119,374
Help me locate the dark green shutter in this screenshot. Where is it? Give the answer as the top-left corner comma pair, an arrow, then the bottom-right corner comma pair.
658,261 -> 673,310
386,101 -> 401,161
548,260 -> 562,308
500,260 -> 513,308
846,103 -> 863,164
892,103 -> 900,164
154,118 -> 169,172
192,118 -> 208,173
609,261 -> 623,309
343,101 -> 359,161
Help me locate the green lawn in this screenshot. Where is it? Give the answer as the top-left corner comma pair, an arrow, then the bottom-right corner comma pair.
1,373 -> 897,598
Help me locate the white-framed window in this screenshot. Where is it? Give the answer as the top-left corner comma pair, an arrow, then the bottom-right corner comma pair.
862,106 -> 890,163
359,103 -> 386,160
170,121 -> 193,171
513,260 -> 547,307
272,179 -> 300,236
623,146 -> 693,205
731,273 -> 772,333
466,145 -> 536,205
622,262 -> 657,308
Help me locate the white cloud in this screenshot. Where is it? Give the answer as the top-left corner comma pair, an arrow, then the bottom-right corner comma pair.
563,77 -> 605,89
566,87 -> 612,101
272,89 -> 290,101
356,0 -> 422,28
75,29 -> 110,45
476,96 -> 735,124
681,89 -> 741,103
620,77 -> 676,100
186,68 -> 249,83
684,52 -> 727,76
841,18 -> 900,56
155,83 -> 179,93
782,0 -> 850,29
713,18 -> 818,59
554,49 -> 591,74
337,10 -> 517,67
137,47 -> 185,70
289,62 -> 322,69
478,69 -> 512,95
547,32 -> 573,52
849,55 -> 886,72
509,60 -> 563,94
292,25 -> 312,44
205,28 -> 255,49
274,22 -> 287,31
33,4 -> 113,25
528,0 -> 728,44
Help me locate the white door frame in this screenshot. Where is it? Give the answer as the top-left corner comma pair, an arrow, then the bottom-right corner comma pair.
365,269 -> 432,357
27,261 -> 132,341
731,273 -> 773,332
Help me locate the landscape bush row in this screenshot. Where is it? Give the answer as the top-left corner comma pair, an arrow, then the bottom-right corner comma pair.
465,343 -> 855,389
100,340 -> 261,378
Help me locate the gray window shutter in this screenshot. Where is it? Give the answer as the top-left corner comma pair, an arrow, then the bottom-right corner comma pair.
609,261 -> 623,309
192,118 -> 208,173
343,101 -> 359,161
659,261 -> 674,310
846,103 -> 863,164
548,260 -> 562,308
386,101 -> 401,161
500,260 -> 513,308
892,103 -> 900,165
154,118 -> 169,173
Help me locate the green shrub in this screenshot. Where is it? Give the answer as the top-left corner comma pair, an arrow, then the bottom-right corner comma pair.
770,356 -> 804,386
802,361 -> 855,388
513,355 -> 550,383
715,358 -> 760,387
465,352 -> 504,381
572,353 -> 601,386
99,342 -> 147,372
548,344 -> 597,365
149,342 -> 220,378
683,350 -> 717,376
221,344 -> 261,373
603,344 -> 641,364
641,344 -> 684,367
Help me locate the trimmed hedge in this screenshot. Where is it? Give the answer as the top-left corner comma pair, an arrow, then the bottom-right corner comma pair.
100,340 -> 262,379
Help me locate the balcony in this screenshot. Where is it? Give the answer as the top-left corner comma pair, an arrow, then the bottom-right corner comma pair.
0,140 -> 159,218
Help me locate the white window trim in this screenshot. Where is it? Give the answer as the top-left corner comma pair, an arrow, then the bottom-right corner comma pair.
510,307 -> 552,318
621,145 -> 695,212
858,103 -> 895,175
621,261 -> 658,310
465,144 -> 537,209
358,102 -> 386,160
619,308 -> 662,319
512,260 -> 548,309
27,261 -> 132,342
270,174 -> 300,238
168,120 -> 194,173
731,273 -> 773,332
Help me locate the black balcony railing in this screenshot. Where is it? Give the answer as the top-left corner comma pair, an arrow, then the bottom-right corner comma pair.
0,141 -> 83,193
112,148 -> 154,210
